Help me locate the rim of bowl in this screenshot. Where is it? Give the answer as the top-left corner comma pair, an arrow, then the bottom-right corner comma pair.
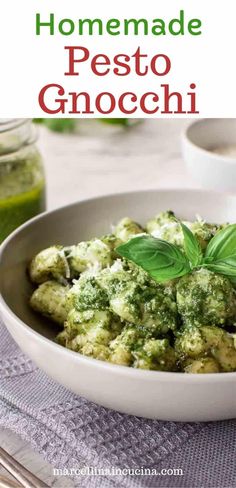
1,187 -> 236,382
182,119 -> 236,163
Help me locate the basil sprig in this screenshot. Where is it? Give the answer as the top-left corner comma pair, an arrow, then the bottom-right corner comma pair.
116,223 -> 236,283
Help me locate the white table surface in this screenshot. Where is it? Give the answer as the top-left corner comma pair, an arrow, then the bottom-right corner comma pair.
0,119 -> 197,487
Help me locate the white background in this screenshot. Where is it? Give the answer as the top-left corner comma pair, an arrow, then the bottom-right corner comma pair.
0,0 -> 236,117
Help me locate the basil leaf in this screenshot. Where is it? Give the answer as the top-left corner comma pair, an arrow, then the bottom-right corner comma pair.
205,224 -> 236,261
204,261 -> 236,277
116,235 -> 191,283
203,224 -> 236,277
180,223 -> 202,268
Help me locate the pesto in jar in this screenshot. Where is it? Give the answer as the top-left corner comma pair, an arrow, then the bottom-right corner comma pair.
0,120 -> 46,243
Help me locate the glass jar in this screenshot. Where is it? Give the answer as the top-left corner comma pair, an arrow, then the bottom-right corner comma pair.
0,119 -> 46,243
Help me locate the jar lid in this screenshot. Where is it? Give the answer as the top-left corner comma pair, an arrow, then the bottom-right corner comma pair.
0,119 -> 31,133
0,119 -> 35,156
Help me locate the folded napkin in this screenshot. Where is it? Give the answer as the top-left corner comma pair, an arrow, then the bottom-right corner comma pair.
0,319 -> 235,488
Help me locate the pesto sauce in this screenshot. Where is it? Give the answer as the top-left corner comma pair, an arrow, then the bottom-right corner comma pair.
0,153 -> 46,243
0,182 -> 45,243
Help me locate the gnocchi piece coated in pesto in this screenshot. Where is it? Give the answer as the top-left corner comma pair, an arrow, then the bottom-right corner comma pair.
176,268 -> 236,327
114,217 -> 144,243
28,211 -> 236,374
175,325 -> 236,372
146,211 -> 219,250
30,281 -> 70,325
67,237 -> 115,274
96,261 -> 177,334
29,246 -> 70,284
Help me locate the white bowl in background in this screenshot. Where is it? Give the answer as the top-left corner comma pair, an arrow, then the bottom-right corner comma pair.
182,119 -> 236,192
0,189 -> 236,422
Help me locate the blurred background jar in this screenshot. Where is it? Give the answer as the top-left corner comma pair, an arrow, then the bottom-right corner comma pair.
0,119 -> 46,243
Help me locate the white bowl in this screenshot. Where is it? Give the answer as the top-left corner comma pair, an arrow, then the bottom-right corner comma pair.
1,189 -> 236,422
182,119 -> 236,192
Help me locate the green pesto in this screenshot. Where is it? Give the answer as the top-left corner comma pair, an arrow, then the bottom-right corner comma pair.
71,277 -> 109,311
0,183 -> 45,243
0,153 -> 45,243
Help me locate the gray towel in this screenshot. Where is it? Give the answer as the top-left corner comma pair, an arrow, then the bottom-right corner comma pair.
0,320 -> 235,488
